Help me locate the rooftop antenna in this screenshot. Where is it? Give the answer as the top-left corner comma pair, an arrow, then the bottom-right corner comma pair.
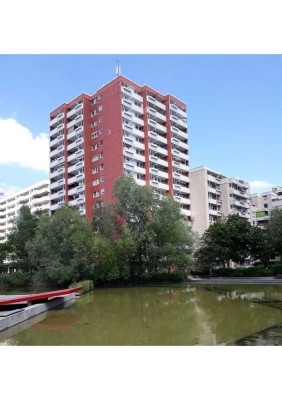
116,58 -> 121,76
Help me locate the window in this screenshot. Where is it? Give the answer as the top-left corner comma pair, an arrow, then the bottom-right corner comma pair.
92,155 -> 99,162
100,176 -> 105,182
99,139 -> 103,146
99,127 -> 103,134
93,191 -> 100,198
91,98 -> 97,105
91,121 -> 98,127
100,152 -> 104,159
91,131 -> 98,139
92,167 -> 98,174
98,94 -> 102,100
98,116 -> 103,123
93,179 -> 99,186
100,188 -> 105,195
100,163 -> 104,170
91,109 -> 97,117
98,105 -> 103,111
92,144 -> 98,151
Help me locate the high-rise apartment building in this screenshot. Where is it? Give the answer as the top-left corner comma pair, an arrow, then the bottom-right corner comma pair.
251,186 -> 282,227
49,75 -> 190,221
0,180 -> 50,243
190,166 -> 251,235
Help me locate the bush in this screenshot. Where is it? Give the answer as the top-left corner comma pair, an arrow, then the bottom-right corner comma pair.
210,266 -> 272,277
69,280 -> 94,294
270,264 -> 282,276
0,272 -> 31,288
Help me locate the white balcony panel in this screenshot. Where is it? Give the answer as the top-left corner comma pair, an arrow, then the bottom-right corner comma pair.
67,127 -> 83,141
50,135 -> 64,148
135,178 -> 146,186
50,190 -> 65,201
50,203 -> 61,211
122,87 -> 143,103
170,104 -> 187,119
50,168 -> 65,179
50,179 -> 65,190
50,124 -> 64,138
67,104 -> 83,119
67,115 -> 83,129
147,96 -> 166,111
67,137 -> 84,152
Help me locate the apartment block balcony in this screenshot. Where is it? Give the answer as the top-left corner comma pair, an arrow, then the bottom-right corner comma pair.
50,156 -> 64,169
50,124 -> 64,139
67,103 -> 83,119
170,103 -> 187,119
173,184 -> 190,194
147,107 -> 166,123
50,179 -> 65,190
50,190 -> 65,201
50,167 -> 65,180
150,155 -> 168,168
149,143 -> 168,157
147,95 -> 166,111
150,168 -> 168,180
172,149 -> 188,162
50,145 -> 64,158
121,86 -> 143,103
122,99 -> 143,114
170,115 -> 187,129
50,134 -> 64,148
150,181 -> 169,191
174,196 -> 190,205
49,112 -> 64,128
67,149 -> 84,163
172,160 -> 189,172
230,188 -> 249,199
67,115 -> 83,130
67,126 -> 83,142
68,185 -> 85,196
67,137 -> 84,152
171,137 -> 188,151
68,197 -> 85,207
148,131 -> 167,146
148,119 -> 167,134
171,126 -> 187,141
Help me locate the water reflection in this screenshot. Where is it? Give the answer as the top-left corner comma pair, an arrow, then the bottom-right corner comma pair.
2,285 -> 282,345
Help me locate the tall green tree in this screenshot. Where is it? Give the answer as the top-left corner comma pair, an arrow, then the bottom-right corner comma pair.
27,205 -> 93,286
194,215 -> 253,270
249,226 -> 274,268
267,209 -> 282,261
6,205 -> 38,273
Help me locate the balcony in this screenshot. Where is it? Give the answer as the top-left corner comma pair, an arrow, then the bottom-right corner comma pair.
50,190 -> 65,201
67,149 -> 84,163
50,179 -> 65,190
170,115 -> 187,129
50,124 -> 64,139
50,156 -> 64,169
67,126 -> 83,142
67,115 -> 83,129
67,103 -> 83,119
68,161 -> 84,174
50,134 -> 64,148
68,186 -> 85,196
50,167 -> 65,179
121,86 -> 143,102
49,113 -> 64,128
147,107 -> 166,123
148,119 -> 167,134
174,196 -> 190,205
67,137 -> 84,152
170,103 -> 187,119
147,96 -> 166,111
150,181 -> 169,191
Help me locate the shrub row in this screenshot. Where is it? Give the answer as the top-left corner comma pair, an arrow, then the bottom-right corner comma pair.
69,280 -> 94,294
208,264 -> 282,278
0,272 -> 31,288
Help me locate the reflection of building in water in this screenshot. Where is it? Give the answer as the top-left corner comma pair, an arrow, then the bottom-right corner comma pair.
194,303 -> 217,345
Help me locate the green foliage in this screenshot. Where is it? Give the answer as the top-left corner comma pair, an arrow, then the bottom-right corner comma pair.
0,272 -> 31,288
6,206 -> 38,273
210,266 -> 273,277
69,280 -> 94,293
249,226 -> 274,268
267,209 -> 282,260
27,205 -> 94,287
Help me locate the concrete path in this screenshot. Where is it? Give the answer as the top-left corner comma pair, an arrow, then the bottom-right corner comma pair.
187,277 -> 282,285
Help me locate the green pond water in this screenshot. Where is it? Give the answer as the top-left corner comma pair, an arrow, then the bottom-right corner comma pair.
2,284 -> 282,345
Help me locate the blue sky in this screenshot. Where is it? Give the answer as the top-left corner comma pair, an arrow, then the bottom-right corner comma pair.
0,54 -> 281,195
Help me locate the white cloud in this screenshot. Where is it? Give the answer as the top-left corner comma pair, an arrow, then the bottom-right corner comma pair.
249,180 -> 277,193
0,182 -> 21,197
0,118 -> 49,172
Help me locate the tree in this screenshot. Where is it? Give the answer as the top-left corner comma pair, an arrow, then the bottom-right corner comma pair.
194,215 -> 253,271
27,205 -> 93,286
249,226 -> 274,268
267,209 -> 282,261
6,205 -> 38,273
0,242 -> 7,273
112,175 -> 193,278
